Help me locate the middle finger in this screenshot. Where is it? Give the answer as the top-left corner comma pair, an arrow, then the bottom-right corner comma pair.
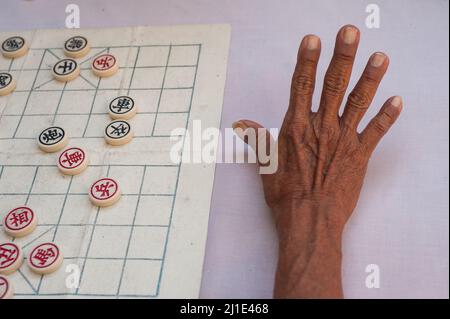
317,25 -> 360,125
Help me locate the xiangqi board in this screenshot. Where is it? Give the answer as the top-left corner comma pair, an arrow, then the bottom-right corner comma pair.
0,24 -> 230,298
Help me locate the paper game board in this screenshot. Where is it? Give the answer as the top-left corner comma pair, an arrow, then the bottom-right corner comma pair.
0,24 -> 230,298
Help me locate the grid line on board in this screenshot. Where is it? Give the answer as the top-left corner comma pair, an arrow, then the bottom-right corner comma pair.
126,46 -> 141,95
151,44 -> 172,136
11,49 -> 47,138
116,165 -> 147,296
155,43 -> 201,295
25,166 -> 39,205
52,81 -> 67,124
7,87 -> 193,92
51,175 -> 74,241
81,48 -> 106,137
74,165 -> 111,295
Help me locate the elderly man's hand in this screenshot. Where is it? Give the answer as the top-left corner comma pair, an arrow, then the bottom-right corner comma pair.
233,25 -> 402,298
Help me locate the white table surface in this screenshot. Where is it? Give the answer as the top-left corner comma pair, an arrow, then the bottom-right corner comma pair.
1,0 -> 448,298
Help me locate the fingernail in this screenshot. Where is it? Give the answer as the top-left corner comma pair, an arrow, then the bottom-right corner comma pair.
232,121 -> 247,130
391,96 -> 402,107
307,36 -> 319,50
232,121 -> 248,140
343,26 -> 358,44
371,52 -> 386,67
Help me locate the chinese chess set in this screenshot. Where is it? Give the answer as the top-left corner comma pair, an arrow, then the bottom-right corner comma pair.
0,35 -> 139,299
0,25 -> 230,299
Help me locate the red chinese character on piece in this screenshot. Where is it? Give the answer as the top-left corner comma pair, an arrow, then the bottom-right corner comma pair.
33,247 -> 56,266
91,178 -> 118,201
0,276 -> 7,299
4,207 -> 35,237
9,209 -> 29,228
94,54 -> 115,70
0,244 -> 18,268
62,150 -> 83,167
95,180 -> 114,198
29,243 -> 60,270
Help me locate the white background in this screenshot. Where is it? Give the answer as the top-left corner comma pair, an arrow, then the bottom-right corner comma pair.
0,0 -> 448,298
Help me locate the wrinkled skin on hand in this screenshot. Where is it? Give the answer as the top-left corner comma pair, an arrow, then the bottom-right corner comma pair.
233,25 -> 402,298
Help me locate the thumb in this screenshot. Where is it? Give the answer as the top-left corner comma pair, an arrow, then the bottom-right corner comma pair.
232,119 -> 275,165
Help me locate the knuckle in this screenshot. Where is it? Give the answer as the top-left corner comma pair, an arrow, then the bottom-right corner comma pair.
381,109 -> 395,122
372,111 -> 393,133
335,53 -> 354,66
347,90 -> 371,110
361,71 -> 379,87
324,72 -> 348,96
322,53 -> 354,96
303,57 -> 318,68
292,73 -> 314,95
372,120 -> 387,134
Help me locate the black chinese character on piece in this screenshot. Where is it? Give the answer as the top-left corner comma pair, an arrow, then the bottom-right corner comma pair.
53,59 -> 77,75
110,96 -> 134,114
106,121 -> 130,139
2,36 -> 24,52
65,36 -> 87,52
0,73 -> 12,88
39,127 -> 65,145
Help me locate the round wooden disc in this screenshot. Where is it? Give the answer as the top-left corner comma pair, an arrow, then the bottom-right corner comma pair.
89,177 -> 121,207
52,59 -> 80,82
108,96 -> 137,120
63,36 -> 90,58
1,36 -> 28,59
0,73 -> 17,96
3,206 -> 38,238
92,54 -> 118,77
37,126 -> 69,153
104,120 -> 133,146
27,242 -> 63,275
57,147 -> 89,175
0,275 -> 14,299
0,242 -> 23,275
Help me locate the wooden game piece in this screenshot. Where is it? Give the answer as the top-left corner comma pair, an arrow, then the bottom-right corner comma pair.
0,72 -> 16,96
27,242 -> 63,275
92,53 -> 118,77
52,58 -> 80,82
104,120 -> 134,146
63,36 -> 90,58
108,96 -> 137,120
37,126 -> 69,153
89,178 -> 121,207
0,243 -> 23,275
1,36 -> 28,59
3,206 -> 37,238
0,275 -> 14,299
57,147 -> 89,175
